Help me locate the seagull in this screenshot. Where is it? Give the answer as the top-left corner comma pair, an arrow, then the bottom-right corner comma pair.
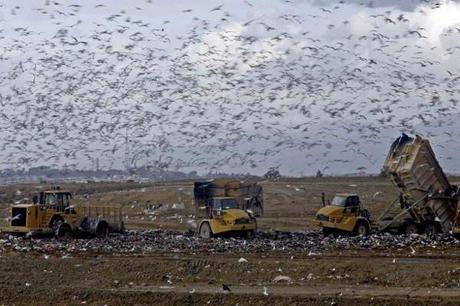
209,4 -> 224,12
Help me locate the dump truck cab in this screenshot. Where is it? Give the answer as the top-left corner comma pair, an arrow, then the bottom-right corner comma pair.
314,193 -> 371,236
4,187 -> 123,238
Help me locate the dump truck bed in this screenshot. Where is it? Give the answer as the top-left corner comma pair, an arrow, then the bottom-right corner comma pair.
194,179 -> 264,217
382,134 -> 458,233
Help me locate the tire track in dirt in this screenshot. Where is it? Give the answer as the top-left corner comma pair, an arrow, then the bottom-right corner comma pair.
113,283 -> 460,300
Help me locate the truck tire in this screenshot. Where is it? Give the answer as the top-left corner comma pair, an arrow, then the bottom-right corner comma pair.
199,222 -> 212,239
96,221 -> 109,238
424,223 -> 439,236
354,221 -> 369,236
403,223 -> 419,235
322,227 -> 334,237
245,230 -> 255,239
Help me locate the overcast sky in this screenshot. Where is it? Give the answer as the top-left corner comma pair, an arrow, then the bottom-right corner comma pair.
1,0 -> 460,176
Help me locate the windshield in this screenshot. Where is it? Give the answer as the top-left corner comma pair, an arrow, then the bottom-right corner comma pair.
331,196 -> 347,207
44,193 -> 71,207
219,199 -> 239,210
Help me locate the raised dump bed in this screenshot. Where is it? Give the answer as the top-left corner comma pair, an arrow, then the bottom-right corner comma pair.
381,134 -> 458,234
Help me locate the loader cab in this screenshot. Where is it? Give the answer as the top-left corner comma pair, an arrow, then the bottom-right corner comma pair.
34,189 -> 74,214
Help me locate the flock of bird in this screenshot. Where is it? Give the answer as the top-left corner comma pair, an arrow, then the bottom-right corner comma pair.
1,0 -> 460,175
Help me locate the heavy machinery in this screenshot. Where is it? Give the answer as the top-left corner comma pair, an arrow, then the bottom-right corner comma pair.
453,215 -> 460,238
314,134 -> 460,236
193,179 -> 263,238
314,193 -> 371,236
379,134 -> 459,235
4,187 -> 123,238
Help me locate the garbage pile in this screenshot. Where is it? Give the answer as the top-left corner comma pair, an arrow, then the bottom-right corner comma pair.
0,230 -> 459,255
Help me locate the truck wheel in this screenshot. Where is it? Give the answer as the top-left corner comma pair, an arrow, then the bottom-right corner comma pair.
424,223 -> 439,236
354,222 -> 369,236
245,230 -> 255,239
322,227 -> 334,237
199,222 -> 212,239
403,223 -> 419,235
56,224 -> 72,239
96,222 -> 109,238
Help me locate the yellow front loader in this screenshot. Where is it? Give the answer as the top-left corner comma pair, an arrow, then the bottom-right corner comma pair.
4,187 -> 123,238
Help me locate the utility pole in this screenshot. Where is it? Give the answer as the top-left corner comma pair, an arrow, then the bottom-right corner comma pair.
124,128 -> 130,171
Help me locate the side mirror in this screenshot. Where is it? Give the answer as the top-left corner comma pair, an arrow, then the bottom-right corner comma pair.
32,195 -> 38,204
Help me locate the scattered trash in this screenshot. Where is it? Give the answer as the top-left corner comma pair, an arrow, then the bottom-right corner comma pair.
262,286 -> 269,296
0,230 -> 458,255
272,275 -> 292,283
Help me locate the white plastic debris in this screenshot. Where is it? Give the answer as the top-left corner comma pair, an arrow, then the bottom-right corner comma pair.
273,275 -> 292,283
263,286 -> 269,296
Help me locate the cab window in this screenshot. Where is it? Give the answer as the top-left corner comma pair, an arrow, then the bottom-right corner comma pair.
346,196 -> 359,207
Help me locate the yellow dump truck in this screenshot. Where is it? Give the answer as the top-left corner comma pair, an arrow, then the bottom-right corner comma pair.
380,134 -> 458,235
4,187 -> 123,238
315,134 -> 460,237
193,179 -> 262,238
314,193 -> 371,236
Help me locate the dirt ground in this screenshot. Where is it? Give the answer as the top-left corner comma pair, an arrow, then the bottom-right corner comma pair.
1,176 -> 460,305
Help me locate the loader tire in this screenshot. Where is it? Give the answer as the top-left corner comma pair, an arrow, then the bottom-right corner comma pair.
56,224 -> 72,240
199,222 -> 212,239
